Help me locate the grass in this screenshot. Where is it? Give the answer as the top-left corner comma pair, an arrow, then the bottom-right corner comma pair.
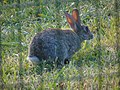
0,0 -> 120,89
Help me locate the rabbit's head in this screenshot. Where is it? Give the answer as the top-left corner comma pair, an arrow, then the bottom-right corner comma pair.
65,9 -> 93,41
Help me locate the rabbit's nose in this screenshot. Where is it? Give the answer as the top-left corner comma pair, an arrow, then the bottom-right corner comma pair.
90,33 -> 94,39
88,33 -> 93,40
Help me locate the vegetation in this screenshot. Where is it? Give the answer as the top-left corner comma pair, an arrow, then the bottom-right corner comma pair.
0,0 -> 119,89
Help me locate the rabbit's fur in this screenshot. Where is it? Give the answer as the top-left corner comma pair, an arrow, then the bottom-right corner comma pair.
27,9 -> 93,66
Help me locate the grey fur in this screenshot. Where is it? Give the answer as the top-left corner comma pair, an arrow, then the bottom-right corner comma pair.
27,9 -> 93,66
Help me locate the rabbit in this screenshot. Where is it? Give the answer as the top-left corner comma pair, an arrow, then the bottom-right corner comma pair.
27,9 -> 93,67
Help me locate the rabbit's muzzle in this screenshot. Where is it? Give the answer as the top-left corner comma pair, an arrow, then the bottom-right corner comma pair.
88,33 -> 94,40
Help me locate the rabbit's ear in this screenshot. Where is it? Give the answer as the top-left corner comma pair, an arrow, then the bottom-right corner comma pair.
72,9 -> 81,24
65,12 -> 76,30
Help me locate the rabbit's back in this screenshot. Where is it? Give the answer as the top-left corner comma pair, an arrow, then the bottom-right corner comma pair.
29,29 -> 80,64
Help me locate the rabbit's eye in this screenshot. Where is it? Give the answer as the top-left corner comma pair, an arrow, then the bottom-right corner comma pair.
85,26 -> 89,32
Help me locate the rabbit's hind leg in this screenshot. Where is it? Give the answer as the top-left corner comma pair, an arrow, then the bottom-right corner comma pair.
64,59 -> 70,64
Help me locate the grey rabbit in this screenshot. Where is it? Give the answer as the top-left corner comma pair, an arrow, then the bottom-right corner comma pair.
27,9 -> 93,66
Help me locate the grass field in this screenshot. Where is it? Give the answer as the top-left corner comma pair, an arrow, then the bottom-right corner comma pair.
0,0 -> 120,89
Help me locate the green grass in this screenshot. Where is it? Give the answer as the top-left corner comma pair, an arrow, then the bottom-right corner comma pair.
0,0 -> 119,89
